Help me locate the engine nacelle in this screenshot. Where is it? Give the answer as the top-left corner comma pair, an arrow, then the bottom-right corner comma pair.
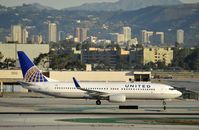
109,94 -> 126,103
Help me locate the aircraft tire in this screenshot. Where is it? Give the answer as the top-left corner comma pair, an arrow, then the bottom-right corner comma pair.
96,100 -> 101,105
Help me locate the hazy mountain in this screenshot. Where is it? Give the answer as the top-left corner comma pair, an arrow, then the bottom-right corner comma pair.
108,3 -> 199,45
15,3 -> 54,11
0,3 -> 199,45
67,0 -> 182,11
30,3 -> 54,10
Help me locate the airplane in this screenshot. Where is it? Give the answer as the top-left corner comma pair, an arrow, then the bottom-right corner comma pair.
17,51 -> 182,106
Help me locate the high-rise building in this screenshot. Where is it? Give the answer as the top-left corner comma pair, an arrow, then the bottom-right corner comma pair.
141,30 -> 148,43
75,27 -> 81,42
58,31 -> 65,41
123,26 -> 131,42
75,27 -> 88,43
11,25 -> 22,43
5,35 -> 12,43
22,28 -> 28,44
117,34 -> 125,44
177,29 -> 184,44
11,25 -> 28,44
110,33 -> 124,44
156,32 -> 164,44
80,28 -> 88,42
48,23 -> 57,43
141,30 -> 153,44
147,31 -> 153,43
35,35 -> 43,44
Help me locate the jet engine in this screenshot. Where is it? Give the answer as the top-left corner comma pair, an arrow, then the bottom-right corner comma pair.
109,94 -> 126,103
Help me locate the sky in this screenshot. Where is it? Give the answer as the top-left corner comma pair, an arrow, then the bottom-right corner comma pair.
0,0 -> 199,9
0,0 -> 118,9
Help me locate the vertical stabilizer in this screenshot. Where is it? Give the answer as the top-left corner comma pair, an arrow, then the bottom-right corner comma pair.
17,51 -> 48,82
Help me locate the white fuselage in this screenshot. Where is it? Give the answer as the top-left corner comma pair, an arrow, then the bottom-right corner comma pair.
22,81 -> 182,100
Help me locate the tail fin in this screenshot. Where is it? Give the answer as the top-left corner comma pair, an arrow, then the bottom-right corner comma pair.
17,51 -> 48,82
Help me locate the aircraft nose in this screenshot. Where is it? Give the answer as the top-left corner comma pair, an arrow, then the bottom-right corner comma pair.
176,91 -> 182,97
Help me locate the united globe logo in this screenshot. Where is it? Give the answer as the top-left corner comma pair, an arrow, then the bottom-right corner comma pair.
24,66 -> 47,82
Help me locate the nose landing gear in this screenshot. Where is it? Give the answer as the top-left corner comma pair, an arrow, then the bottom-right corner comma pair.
163,100 -> 166,110
96,100 -> 101,105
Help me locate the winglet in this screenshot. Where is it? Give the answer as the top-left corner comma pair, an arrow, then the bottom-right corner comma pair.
73,77 -> 81,89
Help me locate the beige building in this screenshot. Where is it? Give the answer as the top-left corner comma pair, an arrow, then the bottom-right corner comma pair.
80,28 -> 88,42
35,35 -> 43,44
5,35 -> 12,43
119,49 -> 129,55
143,47 -> 173,65
11,25 -> 28,44
110,33 -> 124,44
75,27 -> 81,42
75,27 -> 88,43
156,32 -> 164,44
117,34 -> 125,44
130,47 -> 173,66
11,25 -> 22,43
177,29 -> 184,44
0,43 -> 49,62
22,28 -> 28,44
123,26 -> 131,42
48,23 -> 57,43
141,30 -> 153,44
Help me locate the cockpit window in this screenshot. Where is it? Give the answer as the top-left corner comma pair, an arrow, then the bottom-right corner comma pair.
169,88 -> 175,90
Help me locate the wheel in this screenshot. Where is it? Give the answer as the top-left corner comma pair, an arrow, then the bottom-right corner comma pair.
96,100 -> 101,105
163,101 -> 166,105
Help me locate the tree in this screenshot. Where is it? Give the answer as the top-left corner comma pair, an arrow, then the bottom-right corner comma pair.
0,52 -> 3,60
157,61 -> 167,69
184,48 -> 199,70
49,49 -> 85,70
0,52 -> 4,69
115,55 -> 131,71
172,48 -> 192,69
81,42 -> 92,49
143,62 -> 156,70
34,53 -> 48,65
65,60 -> 85,71
3,58 -> 16,69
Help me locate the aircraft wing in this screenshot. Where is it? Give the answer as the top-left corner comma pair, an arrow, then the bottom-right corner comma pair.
73,77 -> 109,97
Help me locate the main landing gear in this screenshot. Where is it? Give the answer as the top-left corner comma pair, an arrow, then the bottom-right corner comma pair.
96,100 -> 101,105
162,100 -> 166,110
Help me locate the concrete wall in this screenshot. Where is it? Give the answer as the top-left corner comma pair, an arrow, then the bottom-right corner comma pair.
0,70 -> 24,93
0,70 -> 22,79
0,70 -> 133,82
50,71 -> 132,82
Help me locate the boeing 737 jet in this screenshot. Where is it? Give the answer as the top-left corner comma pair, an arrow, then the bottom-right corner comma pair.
17,51 -> 182,105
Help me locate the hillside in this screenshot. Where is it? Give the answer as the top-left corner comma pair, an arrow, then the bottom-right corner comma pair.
108,3 -> 199,44
67,0 -> 182,11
